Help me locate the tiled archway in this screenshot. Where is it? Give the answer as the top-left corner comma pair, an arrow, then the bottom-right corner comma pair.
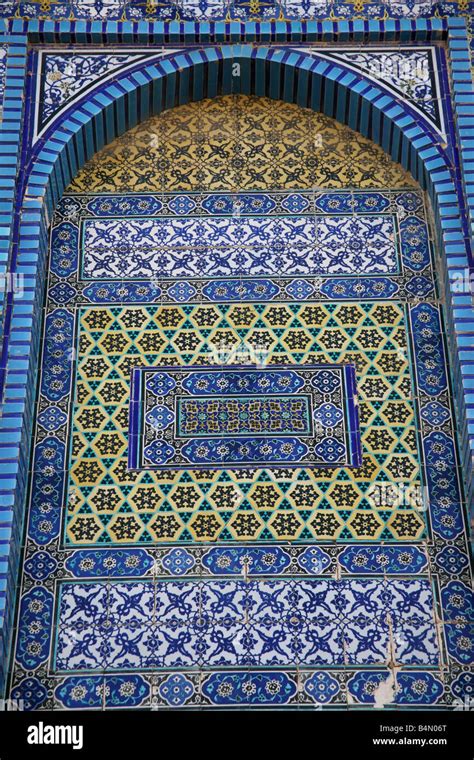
7,96 -> 472,710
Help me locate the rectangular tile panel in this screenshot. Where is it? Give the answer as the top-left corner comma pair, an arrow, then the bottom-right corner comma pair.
60,300 -> 428,545
53,577 -> 440,672
128,364 -> 362,470
49,191 -> 433,305
81,214 -> 399,279
176,395 -> 313,437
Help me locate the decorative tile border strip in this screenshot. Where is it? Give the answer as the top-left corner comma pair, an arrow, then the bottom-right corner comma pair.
447,19 -> 474,529
0,16 -> 450,45
0,20 -> 471,697
7,667 -> 457,709
0,1 -> 472,25
59,544 -> 430,577
0,32 -> 27,692
443,19 -> 474,549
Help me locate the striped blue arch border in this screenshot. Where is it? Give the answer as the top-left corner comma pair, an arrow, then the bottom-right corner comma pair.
0,15 -> 454,45
0,17 -> 472,692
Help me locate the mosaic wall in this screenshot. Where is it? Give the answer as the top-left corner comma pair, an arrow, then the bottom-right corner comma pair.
8,96 -> 473,710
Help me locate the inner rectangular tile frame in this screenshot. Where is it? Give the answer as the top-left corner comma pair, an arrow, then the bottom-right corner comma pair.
128,363 -> 362,470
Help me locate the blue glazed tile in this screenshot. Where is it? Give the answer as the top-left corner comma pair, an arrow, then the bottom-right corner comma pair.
51,578 -> 440,671
202,671 -> 296,706
348,670 -> 444,705
0,25 -> 473,711
129,363 -> 362,470
159,673 -> 194,706
55,675 -> 150,709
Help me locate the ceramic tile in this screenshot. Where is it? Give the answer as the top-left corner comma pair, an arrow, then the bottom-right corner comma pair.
128,363 -> 361,470
67,98 -> 417,193
0,44 -> 7,111
0,0 -> 472,21
6,94 -> 473,711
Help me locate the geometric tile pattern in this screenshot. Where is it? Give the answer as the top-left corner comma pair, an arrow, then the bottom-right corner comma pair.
128,363 -> 361,470
58,299 -> 424,544
8,96 -> 473,709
